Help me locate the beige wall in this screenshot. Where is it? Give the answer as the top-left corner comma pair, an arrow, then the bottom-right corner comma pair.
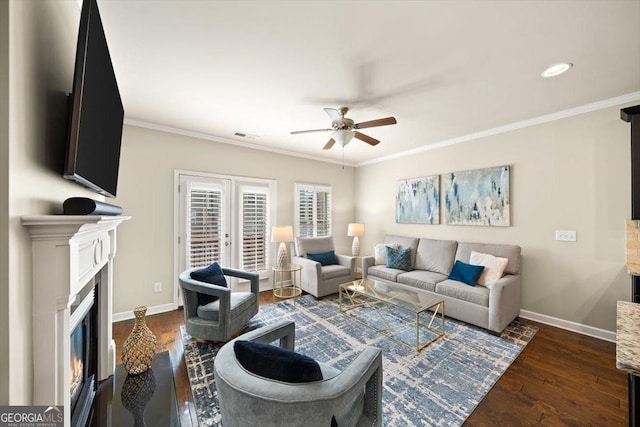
356,103 -> 634,332
5,0 -> 101,404
0,0 -> 10,405
111,125 -> 356,314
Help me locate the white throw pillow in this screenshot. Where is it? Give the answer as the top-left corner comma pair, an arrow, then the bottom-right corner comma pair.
469,251 -> 509,288
374,243 -> 399,265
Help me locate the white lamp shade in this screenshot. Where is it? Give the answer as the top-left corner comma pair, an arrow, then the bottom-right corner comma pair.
271,225 -> 294,243
347,223 -> 365,237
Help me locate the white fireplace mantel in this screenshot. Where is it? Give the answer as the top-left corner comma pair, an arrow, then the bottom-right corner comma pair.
22,215 -> 130,426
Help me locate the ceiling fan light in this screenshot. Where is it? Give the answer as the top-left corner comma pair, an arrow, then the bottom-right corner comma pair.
332,129 -> 355,147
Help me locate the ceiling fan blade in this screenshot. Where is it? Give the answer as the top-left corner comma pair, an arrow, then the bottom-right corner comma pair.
291,128 -> 332,135
354,116 -> 397,129
324,108 -> 342,121
354,131 -> 380,146
323,139 -> 336,150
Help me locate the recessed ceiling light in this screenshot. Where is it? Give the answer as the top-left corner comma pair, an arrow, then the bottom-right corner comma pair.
541,63 -> 573,78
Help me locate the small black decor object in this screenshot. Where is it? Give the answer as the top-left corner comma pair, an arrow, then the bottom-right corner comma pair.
63,197 -> 123,215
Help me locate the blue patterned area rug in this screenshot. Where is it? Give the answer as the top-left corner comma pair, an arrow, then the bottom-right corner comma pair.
182,295 -> 537,426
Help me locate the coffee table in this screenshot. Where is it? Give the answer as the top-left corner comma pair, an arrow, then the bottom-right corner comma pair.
339,279 -> 445,352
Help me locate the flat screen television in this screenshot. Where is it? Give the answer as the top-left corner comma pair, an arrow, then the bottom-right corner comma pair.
64,0 -> 124,198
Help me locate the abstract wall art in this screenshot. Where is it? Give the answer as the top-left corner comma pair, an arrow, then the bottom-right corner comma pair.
443,165 -> 510,226
396,175 -> 440,224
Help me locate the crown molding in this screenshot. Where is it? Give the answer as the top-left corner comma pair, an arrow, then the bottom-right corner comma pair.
122,119 -> 356,168
357,91 -> 640,167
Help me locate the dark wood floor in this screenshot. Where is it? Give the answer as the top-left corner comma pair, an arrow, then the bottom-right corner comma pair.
112,292 -> 628,426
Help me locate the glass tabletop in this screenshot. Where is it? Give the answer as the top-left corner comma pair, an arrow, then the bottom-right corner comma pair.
272,263 -> 302,273
340,279 -> 443,314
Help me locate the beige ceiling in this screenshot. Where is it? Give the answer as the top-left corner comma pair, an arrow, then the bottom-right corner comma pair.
98,0 -> 640,166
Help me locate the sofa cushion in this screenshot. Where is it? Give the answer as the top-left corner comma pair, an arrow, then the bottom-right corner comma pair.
469,251 -> 509,288
190,262 -> 228,305
456,242 -> 521,275
386,246 -> 412,271
384,235 -> 419,268
321,264 -> 351,280
307,250 -> 337,266
295,236 -> 335,257
234,340 -> 323,383
197,292 -> 255,321
374,242 -> 398,265
367,265 -> 405,282
397,270 -> 448,292
435,279 -> 490,306
414,238 -> 458,275
448,260 -> 484,286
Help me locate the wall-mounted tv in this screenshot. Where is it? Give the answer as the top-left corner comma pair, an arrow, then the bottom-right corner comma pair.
64,0 -> 124,198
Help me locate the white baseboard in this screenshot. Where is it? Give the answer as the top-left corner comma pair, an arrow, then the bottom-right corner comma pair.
113,302 -> 178,323
519,309 -> 616,343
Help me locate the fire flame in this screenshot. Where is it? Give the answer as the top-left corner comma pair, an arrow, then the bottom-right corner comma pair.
70,353 -> 84,399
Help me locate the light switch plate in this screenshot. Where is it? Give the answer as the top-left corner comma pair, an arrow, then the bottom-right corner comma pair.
154,282 -> 162,292
555,230 -> 577,242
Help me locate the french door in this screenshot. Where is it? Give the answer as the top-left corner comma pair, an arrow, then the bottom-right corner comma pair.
176,172 -> 275,305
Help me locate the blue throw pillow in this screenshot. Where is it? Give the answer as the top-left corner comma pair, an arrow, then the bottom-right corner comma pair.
190,262 -> 228,306
386,246 -> 412,271
234,340 -> 323,383
307,250 -> 337,266
448,260 -> 485,286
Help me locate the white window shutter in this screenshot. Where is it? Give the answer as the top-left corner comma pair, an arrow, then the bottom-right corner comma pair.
316,189 -> 331,237
241,190 -> 269,273
294,184 -> 332,238
298,188 -> 314,238
187,185 -> 224,268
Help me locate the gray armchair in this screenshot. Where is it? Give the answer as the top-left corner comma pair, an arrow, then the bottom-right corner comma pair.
178,267 -> 259,342
292,236 -> 355,297
214,319 -> 383,427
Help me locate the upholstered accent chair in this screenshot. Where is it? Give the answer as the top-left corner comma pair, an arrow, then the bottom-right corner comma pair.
178,267 -> 259,342
291,236 -> 355,297
215,319 -> 383,427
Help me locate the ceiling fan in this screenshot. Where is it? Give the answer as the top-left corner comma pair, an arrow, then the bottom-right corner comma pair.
291,107 -> 397,150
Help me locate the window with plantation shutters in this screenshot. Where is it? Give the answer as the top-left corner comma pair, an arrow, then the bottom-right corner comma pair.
187,183 -> 225,268
295,184 -> 332,238
241,189 -> 269,274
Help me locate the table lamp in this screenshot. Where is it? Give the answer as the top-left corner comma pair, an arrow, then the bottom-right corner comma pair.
272,225 -> 294,269
348,223 -> 365,256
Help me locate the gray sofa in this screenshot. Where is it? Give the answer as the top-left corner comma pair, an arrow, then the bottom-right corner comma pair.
363,235 -> 521,333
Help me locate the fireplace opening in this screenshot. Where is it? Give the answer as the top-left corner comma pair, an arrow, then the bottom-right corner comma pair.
70,324 -> 85,406
70,277 -> 99,427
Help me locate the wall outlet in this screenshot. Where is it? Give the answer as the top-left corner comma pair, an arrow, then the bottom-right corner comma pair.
154,282 -> 162,293
555,230 -> 577,242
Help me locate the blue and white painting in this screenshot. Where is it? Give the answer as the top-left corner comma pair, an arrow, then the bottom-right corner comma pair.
396,175 -> 440,224
444,165 -> 510,226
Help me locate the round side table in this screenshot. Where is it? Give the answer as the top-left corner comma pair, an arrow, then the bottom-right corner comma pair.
272,264 -> 303,299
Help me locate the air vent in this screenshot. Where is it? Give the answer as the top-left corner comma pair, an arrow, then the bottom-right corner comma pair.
233,132 -> 259,139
